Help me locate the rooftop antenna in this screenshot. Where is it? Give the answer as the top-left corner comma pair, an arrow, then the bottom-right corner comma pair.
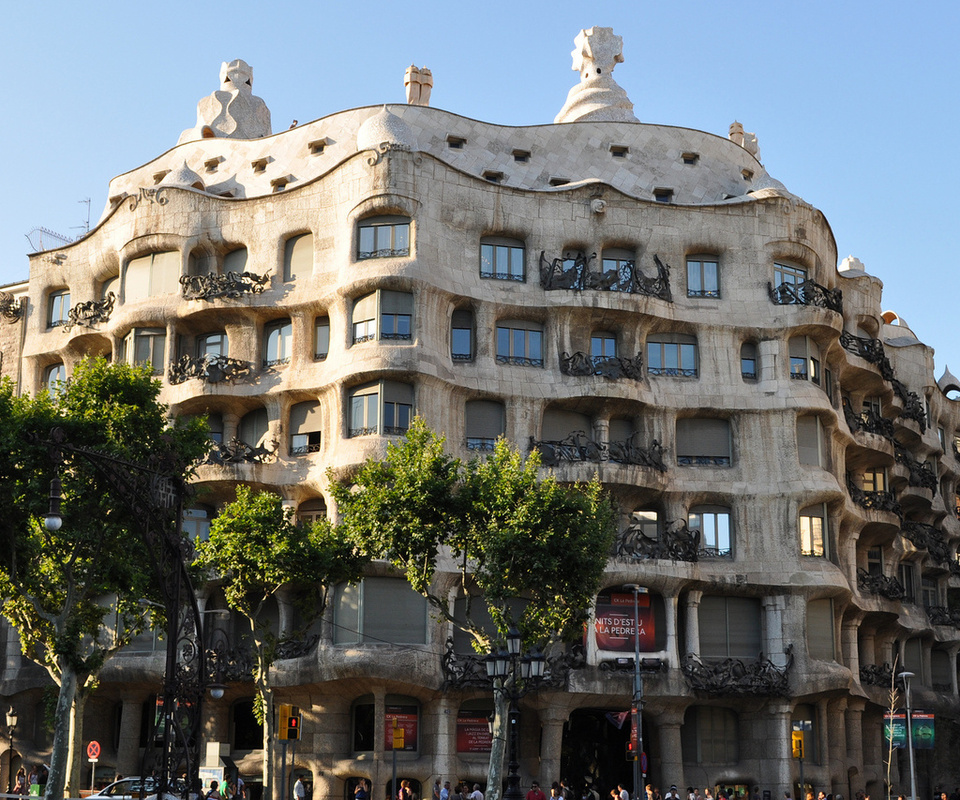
72,198 -> 91,234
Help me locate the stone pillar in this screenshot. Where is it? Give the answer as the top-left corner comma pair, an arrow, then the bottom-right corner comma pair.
763,596 -> 788,667
826,698 -> 847,796
663,594 -> 679,668
841,619 -> 861,677
433,695 -> 458,787
768,702 -> 794,798
844,530 -> 860,587
538,706 -> 568,790
845,700 -> 865,789
949,645 -> 959,698
594,418 -> 609,446
758,339 -> 781,385
656,710 -> 685,793
223,412 -> 239,443
859,630 -> 876,668
684,591 -> 702,657
116,695 -> 144,776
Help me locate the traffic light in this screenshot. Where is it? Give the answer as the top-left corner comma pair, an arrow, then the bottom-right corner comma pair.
791,731 -> 804,759
279,704 -> 302,741
625,741 -> 638,762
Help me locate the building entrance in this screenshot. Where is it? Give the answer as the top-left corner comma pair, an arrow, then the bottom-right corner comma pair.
560,708 -> 637,798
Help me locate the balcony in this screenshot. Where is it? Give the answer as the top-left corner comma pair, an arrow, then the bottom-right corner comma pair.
169,354 -> 252,385
856,568 -> 906,601
180,270 -> 269,301
680,649 -> 792,697
203,437 -> 276,465
839,330 -> 894,379
768,279 -> 842,314
860,663 -> 896,687
539,250 -> 672,301
891,379 -> 927,431
530,432 -> 666,470
900,520 -> 950,565
847,475 -> 902,516
843,401 -> 895,440
559,351 -> 643,380
0,291 -> 24,323
63,292 -> 116,331
616,519 -> 699,563
894,443 -> 938,493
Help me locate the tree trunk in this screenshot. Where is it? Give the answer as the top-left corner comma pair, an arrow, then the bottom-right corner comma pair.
66,688 -> 89,797
260,684 -> 275,800
486,683 -> 508,800
45,662 -> 79,800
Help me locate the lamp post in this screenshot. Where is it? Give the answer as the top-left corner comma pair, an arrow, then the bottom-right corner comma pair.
898,671 -> 918,800
486,629 -> 546,800
6,706 -> 17,793
624,585 -> 648,800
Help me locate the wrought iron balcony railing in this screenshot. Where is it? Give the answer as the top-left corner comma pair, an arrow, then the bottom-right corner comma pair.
860,663 -> 897,687
680,648 -> 792,697
530,432 -> 667,470
496,355 -> 544,367
843,401 -> 895,440
0,291 -> 25,323
63,292 -> 116,331
203,437 -> 276,465
768,279 -> 842,313
440,637 -> 584,690
924,605 -> 960,628
856,568 -> 906,601
891,379 -> 927,431
539,251 -> 672,301
357,246 -> 409,261
559,351 -> 644,380
900,520 -> 950,564
839,330 -> 895,379
180,270 -> 270,301
616,520 -> 700,563
169,354 -> 252,385
847,475 -> 902,516
894,443 -> 938,494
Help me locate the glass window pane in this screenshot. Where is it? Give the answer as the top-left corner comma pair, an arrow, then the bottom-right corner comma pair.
497,246 -> 509,276
497,327 -> 509,357
528,330 -> 542,361
452,328 -> 472,356
703,261 -> 718,289
648,343 -> 662,370
359,226 -> 375,254
681,344 -> 696,371
315,321 -> 330,356
513,329 -> 525,357
481,244 -> 494,274
393,224 -> 409,252
687,262 -> 702,292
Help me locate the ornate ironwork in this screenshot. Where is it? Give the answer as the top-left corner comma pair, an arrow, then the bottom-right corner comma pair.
63,292 -> 115,331
357,247 -> 410,260
168,354 -> 252,385
856,568 -> 906,600
860,663 -> 897,687
466,438 -> 497,452
0,291 -> 25,323
496,355 -> 544,367
127,187 -> 169,211
839,330 -> 895,379
530,432 -> 667,471
440,638 -> 584,691
768,279 -> 842,313
276,634 -> 320,660
599,657 -> 667,674
539,251 -> 673,301
617,520 -> 700,563
677,455 -> 731,466
924,605 -> 960,627
844,400 -> 895,440
559,351 -> 644,380
894,443 -> 938,493
900,521 -> 950,564
680,648 -> 792,697
180,270 -> 270,301
891,379 -> 927,431
847,475 -> 902,516
203,437 -> 276,465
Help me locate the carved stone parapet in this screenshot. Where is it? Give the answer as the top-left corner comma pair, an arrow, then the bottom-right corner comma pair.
63,292 -> 116,331
531,432 -> 666,471
169,354 -> 252,385
180,270 -> 269,300
0,291 -> 24,323
891,379 -> 927,431
680,648 -> 792,697
894,443 -> 938,493
839,330 -> 895,379
856,568 -> 906,600
617,519 -> 699,563
539,250 -> 672,301
847,475 -> 902,516
203,436 -> 276,465
559,351 -> 643,380
768,279 -> 842,314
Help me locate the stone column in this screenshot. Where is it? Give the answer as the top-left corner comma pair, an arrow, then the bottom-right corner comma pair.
949,645 -> 960,698
763,596 -> 788,667
844,700 -> 865,788
433,695 -> 458,788
858,630 -> 876,668
826,698 -> 847,795
758,339 -> 781,385
656,710 -> 685,792
663,593 -> 679,668
684,591 -> 702,657
768,702 -> 794,798
222,412 -> 239,443
116,695 -> 144,776
843,530 -> 860,587
538,706 -> 568,790
841,619 -> 861,677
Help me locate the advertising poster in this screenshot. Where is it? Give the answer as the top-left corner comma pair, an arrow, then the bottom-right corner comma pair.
883,712 -> 934,749
456,715 -> 492,753
883,712 -> 906,748
594,592 -> 655,652
385,705 -> 418,751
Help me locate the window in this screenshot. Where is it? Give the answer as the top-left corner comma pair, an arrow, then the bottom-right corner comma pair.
513,149 -> 531,162
297,498 -> 327,526
48,290 -> 70,327
688,506 -> 731,557
698,596 -> 761,659
196,332 -> 227,358
797,415 -> 827,467
314,316 -> 330,360
125,251 -> 180,301
932,650 -> 952,689
591,332 -> 617,358
496,320 -> 543,367
806,599 -> 835,661
120,328 -> 166,374
676,418 -> 731,466
290,401 -> 322,455
653,188 -> 673,203
921,576 -> 939,608
799,503 -> 827,557
465,400 -> 505,451
480,237 -> 525,281
333,577 -> 427,644
284,233 -> 313,281
903,638 -> 925,682
541,408 -> 592,442
44,363 -> 66,395
789,336 -> 822,385
348,381 -> 413,437
601,248 -> 635,280
182,506 -> 212,542
223,248 -> 247,273
647,333 -> 698,377
686,257 -> 719,298
101,275 -> 120,299
681,707 -> 739,765
451,309 -> 473,361
238,407 -> 269,448
773,262 -> 808,299
899,563 -> 916,602
206,412 -> 224,444
352,291 -> 413,344
610,144 -> 629,158
264,319 -> 292,366
866,546 -> 883,576
352,695 -> 375,752
862,467 -> 887,493
740,342 -> 757,380
357,216 -> 410,260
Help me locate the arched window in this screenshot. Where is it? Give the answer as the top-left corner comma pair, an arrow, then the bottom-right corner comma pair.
47,289 -> 70,328
496,320 -> 543,366
686,255 -> 720,298
125,251 -> 180,301
289,401 -> 321,455
239,408 -> 269,448
297,498 -> 327,526
451,309 -> 474,361
357,216 -> 410,260
333,577 -> 427,644
284,233 -> 313,281
799,503 -> 827,557
264,319 -> 292,366
740,342 -> 757,380
44,363 -> 67,395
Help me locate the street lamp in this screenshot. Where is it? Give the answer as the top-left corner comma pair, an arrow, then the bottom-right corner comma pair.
898,671 -> 918,800
624,585 -> 648,800
6,706 -> 17,793
486,629 -> 546,800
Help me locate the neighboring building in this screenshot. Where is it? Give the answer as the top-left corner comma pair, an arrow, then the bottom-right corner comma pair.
5,27 -> 960,800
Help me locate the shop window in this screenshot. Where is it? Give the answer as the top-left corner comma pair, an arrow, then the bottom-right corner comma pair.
496,320 -> 543,366
647,333 -> 697,377
456,699 -> 493,754
451,309 -> 474,361
314,316 -> 330,360
47,289 -> 70,328
740,342 -> 757,380
284,233 -> 313,281
264,319 -> 292,366
333,577 -> 427,644
698,596 -> 761,659
120,328 -> 166,374
806,599 -> 835,661
480,236 -> 525,281
681,707 -> 739,765
799,504 -> 827,557
352,695 -> 375,752
797,415 -> 826,467
384,696 -> 420,752
357,216 -> 410,260
348,381 -> 414,437
593,586 -> 667,652
290,401 -> 322,455
676,418 -> 731,466
688,505 -> 732,557
125,251 -> 180,301
465,400 -> 505,451
686,256 -> 719,298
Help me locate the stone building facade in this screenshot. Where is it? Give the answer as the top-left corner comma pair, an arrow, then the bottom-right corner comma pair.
4,28 -> 960,800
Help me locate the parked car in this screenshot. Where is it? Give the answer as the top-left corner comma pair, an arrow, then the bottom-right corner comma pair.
89,777 -> 182,800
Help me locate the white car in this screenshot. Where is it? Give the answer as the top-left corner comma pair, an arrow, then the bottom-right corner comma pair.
89,777 -> 182,800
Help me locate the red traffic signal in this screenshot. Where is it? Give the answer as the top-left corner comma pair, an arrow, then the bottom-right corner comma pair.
625,741 -> 638,761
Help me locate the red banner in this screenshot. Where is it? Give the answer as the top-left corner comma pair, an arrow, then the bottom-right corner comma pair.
594,592 -> 656,652
456,715 -> 492,753
385,705 -> 418,751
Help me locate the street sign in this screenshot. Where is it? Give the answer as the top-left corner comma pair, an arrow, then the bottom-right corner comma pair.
640,752 -> 648,773
86,741 -> 100,761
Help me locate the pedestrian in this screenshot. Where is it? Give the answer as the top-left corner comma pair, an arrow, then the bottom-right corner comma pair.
434,779 -> 442,800
400,780 -> 414,800
469,785 -> 485,800
442,782 -> 452,800
528,783 -> 547,800
14,768 -> 26,795
618,784 -> 630,800
207,780 -> 222,800
294,775 -> 307,800
666,788 -> 681,800
356,781 -> 370,800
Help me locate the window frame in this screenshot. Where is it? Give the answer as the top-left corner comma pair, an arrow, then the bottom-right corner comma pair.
451,308 -> 474,362
799,503 -> 828,557
314,316 -> 330,360
686,256 -> 720,299
740,342 -> 758,380
347,381 -> 414,438
47,289 -> 71,328
480,237 -> 526,282
120,327 -> 166,375
688,505 -> 732,557
263,319 -> 293,367
773,262 -> 808,296
465,399 -> 505,452
44,363 -> 67,395
356,216 -> 411,261
647,333 -> 698,378
333,578 -> 428,645
675,417 -> 732,467
496,320 -> 544,367
352,290 -> 414,345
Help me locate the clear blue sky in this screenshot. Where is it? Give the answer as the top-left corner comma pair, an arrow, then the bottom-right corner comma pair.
2,0 -> 958,375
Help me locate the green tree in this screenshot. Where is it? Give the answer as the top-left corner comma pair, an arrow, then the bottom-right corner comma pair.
331,418 -> 616,800
195,487 -> 368,799
0,359 -> 208,800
